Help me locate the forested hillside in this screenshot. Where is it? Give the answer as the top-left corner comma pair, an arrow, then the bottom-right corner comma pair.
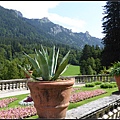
0,5 -> 103,49
0,5 -> 103,80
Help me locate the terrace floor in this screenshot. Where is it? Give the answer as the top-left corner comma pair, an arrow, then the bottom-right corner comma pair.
0,90 -> 30,98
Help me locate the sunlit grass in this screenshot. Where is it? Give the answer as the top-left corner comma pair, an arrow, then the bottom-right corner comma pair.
62,64 -> 80,76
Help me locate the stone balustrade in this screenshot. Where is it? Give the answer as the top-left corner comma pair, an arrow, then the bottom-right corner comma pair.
73,74 -> 115,85
0,74 -> 115,92
0,78 -> 29,92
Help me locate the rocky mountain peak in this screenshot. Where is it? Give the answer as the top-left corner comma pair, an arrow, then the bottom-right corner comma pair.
85,31 -> 91,38
40,17 -> 51,23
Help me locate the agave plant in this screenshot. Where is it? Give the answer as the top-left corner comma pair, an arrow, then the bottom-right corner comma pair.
24,64 -> 32,71
18,45 -> 70,81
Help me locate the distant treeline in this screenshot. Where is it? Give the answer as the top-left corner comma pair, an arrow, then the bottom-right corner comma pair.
0,37 -> 103,80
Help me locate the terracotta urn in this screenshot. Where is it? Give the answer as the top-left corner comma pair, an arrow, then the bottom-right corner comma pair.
27,78 -> 75,119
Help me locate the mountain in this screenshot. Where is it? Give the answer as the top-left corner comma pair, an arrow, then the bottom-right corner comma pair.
0,5 -> 103,49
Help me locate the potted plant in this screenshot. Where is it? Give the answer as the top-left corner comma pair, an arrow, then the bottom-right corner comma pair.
24,64 -> 33,78
18,45 -> 75,119
108,61 -> 120,91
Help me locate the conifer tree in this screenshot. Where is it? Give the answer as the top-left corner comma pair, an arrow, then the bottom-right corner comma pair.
102,1 -> 120,67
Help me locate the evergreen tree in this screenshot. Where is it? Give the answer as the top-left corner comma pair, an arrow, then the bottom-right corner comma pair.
87,65 -> 93,75
7,61 -> 19,79
87,57 -> 96,70
80,44 -> 92,61
80,60 -> 87,75
95,58 -> 102,74
101,1 -> 120,67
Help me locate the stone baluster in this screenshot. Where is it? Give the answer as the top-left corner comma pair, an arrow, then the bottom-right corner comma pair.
97,76 -> 100,81
108,111 -> 114,119
13,82 -> 16,90
23,82 -> 26,89
102,114 -> 109,119
6,83 -> 8,90
79,76 -> 82,83
4,83 -> 6,90
113,109 -> 118,119
77,77 -> 80,83
12,82 -> 14,90
117,107 -> 120,117
10,82 -> 12,90
75,76 -> 79,84
82,77 -> 84,83
0,83 -> 1,91
21,82 -> 24,89
17,82 -> 20,89
80,76 -> 83,83
2,83 -> 4,91
95,75 -> 97,82
20,82 -> 22,89
88,76 -> 90,82
77,76 -> 80,83
19,81 -> 20,89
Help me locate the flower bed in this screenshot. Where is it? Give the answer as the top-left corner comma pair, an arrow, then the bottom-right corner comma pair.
70,89 -> 106,103
71,87 -> 81,93
0,97 -> 17,108
0,106 -> 37,119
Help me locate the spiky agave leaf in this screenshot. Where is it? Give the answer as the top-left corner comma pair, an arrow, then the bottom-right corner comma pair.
41,45 -> 49,64
23,52 -> 42,76
48,46 -> 55,78
51,51 -> 70,80
53,48 -> 59,75
37,49 -> 50,80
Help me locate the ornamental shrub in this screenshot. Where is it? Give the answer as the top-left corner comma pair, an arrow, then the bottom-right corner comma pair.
94,81 -> 103,85
85,82 -> 95,87
100,82 -> 116,88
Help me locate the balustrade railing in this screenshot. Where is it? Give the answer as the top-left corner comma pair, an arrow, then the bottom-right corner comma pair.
0,74 -> 115,92
83,97 -> 120,119
0,79 -> 29,92
73,74 -> 115,85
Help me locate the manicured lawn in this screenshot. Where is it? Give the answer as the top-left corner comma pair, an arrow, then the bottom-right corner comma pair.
62,65 -> 80,76
0,84 -> 118,119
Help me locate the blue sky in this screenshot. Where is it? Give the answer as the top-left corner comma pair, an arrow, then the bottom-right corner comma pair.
0,1 -> 106,38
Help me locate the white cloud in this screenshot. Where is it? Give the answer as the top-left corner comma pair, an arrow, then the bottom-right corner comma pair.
48,13 -> 86,33
0,1 -> 86,33
0,1 -> 60,19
